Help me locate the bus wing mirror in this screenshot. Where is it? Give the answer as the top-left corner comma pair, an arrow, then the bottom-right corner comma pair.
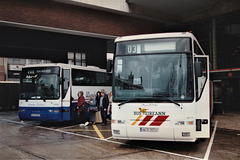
107,59 -> 113,72
195,62 -> 202,77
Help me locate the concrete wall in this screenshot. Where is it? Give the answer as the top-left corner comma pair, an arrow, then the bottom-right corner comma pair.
0,82 -> 19,111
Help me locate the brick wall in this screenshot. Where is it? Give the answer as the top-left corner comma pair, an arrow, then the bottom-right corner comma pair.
0,0 -> 164,36
0,65 -> 5,81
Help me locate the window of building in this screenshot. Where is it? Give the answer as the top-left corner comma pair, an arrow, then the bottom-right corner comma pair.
28,59 -> 42,65
6,58 -> 52,80
8,58 -> 26,65
68,52 -> 86,66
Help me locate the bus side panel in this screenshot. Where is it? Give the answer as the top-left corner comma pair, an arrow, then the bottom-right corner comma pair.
62,87 -> 71,121
195,79 -> 210,138
61,106 -> 70,120
72,86 -> 112,100
195,56 -> 210,139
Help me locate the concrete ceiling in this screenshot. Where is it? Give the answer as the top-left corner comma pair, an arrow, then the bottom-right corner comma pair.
127,0 -> 240,25
127,0 -> 218,16
57,0 -> 240,26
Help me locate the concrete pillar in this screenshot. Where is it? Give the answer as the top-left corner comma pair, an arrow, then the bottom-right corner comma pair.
0,58 -> 4,81
212,18 -> 217,69
3,58 -> 8,81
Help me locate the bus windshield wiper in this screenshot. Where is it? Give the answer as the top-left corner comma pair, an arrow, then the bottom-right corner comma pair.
118,98 -> 139,106
118,95 -> 180,107
118,97 -> 162,106
152,94 -> 180,106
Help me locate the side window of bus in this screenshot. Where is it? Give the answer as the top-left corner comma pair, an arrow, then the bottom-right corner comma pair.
194,57 -> 207,101
72,69 -> 112,86
62,69 -> 70,99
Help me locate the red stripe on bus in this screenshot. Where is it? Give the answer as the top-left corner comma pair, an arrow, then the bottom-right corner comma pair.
149,115 -> 169,126
139,116 -> 153,126
210,67 -> 240,73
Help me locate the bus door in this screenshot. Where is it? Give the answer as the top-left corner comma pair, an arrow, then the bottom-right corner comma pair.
194,55 -> 210,138
62,69 -> 71,121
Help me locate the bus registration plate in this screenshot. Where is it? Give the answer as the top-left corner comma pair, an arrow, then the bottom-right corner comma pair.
31,114 -> 40,117
140,127 -> 159,133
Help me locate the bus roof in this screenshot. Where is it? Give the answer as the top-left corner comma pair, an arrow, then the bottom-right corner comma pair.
22,63 -> 108,73
115,32 -> 197,42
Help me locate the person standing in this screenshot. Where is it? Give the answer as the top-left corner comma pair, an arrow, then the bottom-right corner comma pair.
100,89 -> 109,126
77,91 -> 89,126
107,92 -> 112,120
95,91 -> 101,108
95,91 -> 102,123
87,94 -> 96,125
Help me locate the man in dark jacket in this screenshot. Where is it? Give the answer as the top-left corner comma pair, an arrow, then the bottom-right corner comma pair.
100,89 -> 109,125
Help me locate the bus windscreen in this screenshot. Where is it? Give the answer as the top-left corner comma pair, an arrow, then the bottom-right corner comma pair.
19,67 -> 60,100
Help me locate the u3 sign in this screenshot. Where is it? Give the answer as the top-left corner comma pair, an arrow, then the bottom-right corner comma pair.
126,44 -> 140,54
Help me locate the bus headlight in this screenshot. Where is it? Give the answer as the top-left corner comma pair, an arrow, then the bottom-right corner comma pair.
19,109 -> 25,112
48,110 -> 60,113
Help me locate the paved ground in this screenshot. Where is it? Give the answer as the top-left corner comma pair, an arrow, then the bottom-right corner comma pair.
210,113 -> 240,160
0,111 -> 239,160
212,113 -> 240,130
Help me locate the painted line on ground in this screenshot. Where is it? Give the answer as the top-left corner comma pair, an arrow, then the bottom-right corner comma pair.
92,125 -> 105,139
57,125 -> 79,130
203,120 -> 218,160
1,119 -> 203,160
105,136 -> 113,140
0,119 -> 27,125
60,129 -> 111,132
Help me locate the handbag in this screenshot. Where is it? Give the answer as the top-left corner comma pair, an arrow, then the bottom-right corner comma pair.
89,106 -> 98,112
79,104 -> 86,111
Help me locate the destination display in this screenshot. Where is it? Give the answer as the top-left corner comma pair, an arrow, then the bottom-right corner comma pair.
116,38 -> 191,55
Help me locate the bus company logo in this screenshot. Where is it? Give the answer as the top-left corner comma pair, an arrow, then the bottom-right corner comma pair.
132,108 -> 169,126
134,107 -> 166,116
26,75 -> 37,79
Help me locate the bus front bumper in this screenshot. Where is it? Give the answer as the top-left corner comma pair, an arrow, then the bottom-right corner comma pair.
18,107 -> 62,122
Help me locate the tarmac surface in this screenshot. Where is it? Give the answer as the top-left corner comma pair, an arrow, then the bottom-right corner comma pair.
0,111 -> 239,160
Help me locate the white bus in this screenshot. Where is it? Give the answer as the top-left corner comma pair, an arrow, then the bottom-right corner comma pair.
110,32 -> 211,142
18,63 -> 111,122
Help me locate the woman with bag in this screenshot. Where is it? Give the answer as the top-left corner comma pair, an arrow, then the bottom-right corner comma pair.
87,94 -> 97,125
77,91 -> 89,126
